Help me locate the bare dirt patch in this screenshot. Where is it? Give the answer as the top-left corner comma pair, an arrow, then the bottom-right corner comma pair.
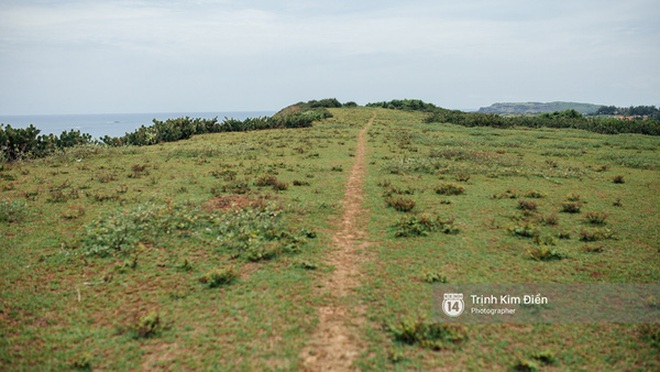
301,112 -> 376,371
202,195 -> 263,212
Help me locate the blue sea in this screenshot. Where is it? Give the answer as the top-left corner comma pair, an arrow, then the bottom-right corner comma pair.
0,111 -> 275,139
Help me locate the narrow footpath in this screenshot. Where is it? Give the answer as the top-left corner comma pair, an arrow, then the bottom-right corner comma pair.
301,112 -> 376,371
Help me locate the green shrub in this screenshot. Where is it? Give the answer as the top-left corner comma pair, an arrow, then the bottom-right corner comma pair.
539,213 -> 559,226
435,183 -> 465,196
509,223 -> 539,238
527,246 -> 566,261
566,193 -> 581,202
423,272 -> 447,283
0,198 -> 28,223
393,213 -> 457,237
132,312 -> 162,338
513,359 -> 540,372
613,175 -> 625,184
199,267 -> 238,288
579,228 -> 615,242
70,352 -> 93,371
455,173 -> 471,182
386,318 -> 466,350
639,324 -> 660,348
255,174 -> 288,191
525,190 -> 546,198
560,202 -> 582,213
208,204 -> 314,260
584,211 -> 607,225
385,196 -> 416,212
81,202 -> 201,257
517,199 -> 538,211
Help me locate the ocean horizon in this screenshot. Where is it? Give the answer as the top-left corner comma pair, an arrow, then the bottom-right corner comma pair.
0,111 -> 275,139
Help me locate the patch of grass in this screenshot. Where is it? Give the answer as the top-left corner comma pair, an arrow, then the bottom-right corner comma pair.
613,175 -> 625,184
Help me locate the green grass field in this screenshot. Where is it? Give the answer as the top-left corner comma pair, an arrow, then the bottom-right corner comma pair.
1,107 -> 658,370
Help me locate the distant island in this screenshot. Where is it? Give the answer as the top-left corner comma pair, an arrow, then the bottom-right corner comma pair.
478,101 -> 603,115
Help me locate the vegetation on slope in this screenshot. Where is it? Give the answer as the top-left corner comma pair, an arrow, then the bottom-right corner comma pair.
0,104 -> 658,370
478,101 -> 603,115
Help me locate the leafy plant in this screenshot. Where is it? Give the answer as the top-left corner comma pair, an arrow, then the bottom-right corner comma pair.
385,196 -> 416,212
560,202 -> 582,214
639,324 -> 660,348
435,183 -> 465,196
80,202 -> 202,257
525,190 -> 546,198
386,318 -> 467,350
517,199 -> 538,211
613,175 -> 625,184
423,272 -> 447,283
393,213 -> 458,237
527,246 -> 566,261
0,198 -> 28,223
199,267 -> 238,288
539,213 -> 559,226
579,228 -> 615,242
509,223 -> 539,238
584,211 -> 607,225
513,358 -> 540,372
132,312 -> 162,338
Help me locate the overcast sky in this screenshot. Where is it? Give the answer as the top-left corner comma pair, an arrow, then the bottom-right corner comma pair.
1,0 -> 658,114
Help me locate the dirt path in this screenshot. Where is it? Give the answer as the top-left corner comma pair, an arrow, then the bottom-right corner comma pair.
301,112 -> 376,371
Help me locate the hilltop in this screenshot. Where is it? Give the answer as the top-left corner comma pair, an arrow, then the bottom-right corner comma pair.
478,101 -> 603,115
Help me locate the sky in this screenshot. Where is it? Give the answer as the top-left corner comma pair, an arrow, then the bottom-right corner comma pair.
1,0 -> 659,115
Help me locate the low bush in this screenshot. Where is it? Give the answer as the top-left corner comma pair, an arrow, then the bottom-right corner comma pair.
0,198 -> 28,223
517,199 -> 538,211
560,202 -> 582,214
539,213 -> 559,226
525,190 -> 546,198
423,272 -> 448,283
509,223 -> 539,238
639,324 -> 660,348
80,202 -> 202,257
527,246 -> 566,261
385,196 -> 416,212
132,312 -> 162,338
579,228 -> 615,242
613,175 -> 625,184
584,211 -> 607,225
435,183 -> 465,196
393,213 -> 458,237
199,267 -> 238,288
386,318 -> 467,350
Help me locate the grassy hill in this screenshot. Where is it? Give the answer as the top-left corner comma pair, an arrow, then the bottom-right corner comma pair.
1,106 -> 658,370
478,101 -> 604,115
